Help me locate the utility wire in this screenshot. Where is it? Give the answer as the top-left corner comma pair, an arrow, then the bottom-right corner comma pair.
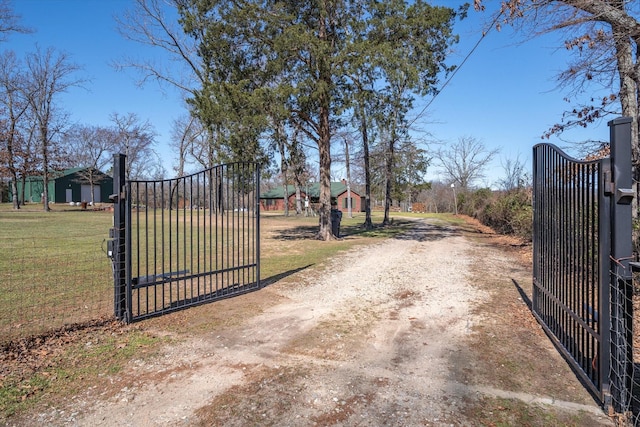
408,10 -> 504,128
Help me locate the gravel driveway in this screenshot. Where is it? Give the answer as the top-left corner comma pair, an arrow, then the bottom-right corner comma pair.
32,218 -> 612,426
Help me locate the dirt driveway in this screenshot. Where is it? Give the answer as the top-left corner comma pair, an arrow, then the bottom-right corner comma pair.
25,218 -> 613,426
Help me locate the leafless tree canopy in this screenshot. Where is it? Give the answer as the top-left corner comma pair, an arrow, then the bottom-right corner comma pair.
110,112 -> 161,180
114,0 -> 202,94
478,1 -> 640,159
498,154 -> 528,191
0,0 -> 31,42
435,136 -> 499,190
21,47 -> 83,210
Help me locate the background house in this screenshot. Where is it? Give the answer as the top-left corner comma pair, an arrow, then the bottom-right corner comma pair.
9,167 -> 113,204
260,180 -> 363,213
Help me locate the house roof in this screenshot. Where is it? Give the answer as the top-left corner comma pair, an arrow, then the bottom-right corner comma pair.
260,182 -> 360,199
17,167 -> 112,182
55,167 -> 111,179
60,167 -> 87,176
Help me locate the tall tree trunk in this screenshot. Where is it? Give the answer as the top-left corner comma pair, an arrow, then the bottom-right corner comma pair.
383,110 -> 398,226
293,164 -> 303,215
7,122 -> 19,209
316,13 -> 333,240
290,129 -> 304,216
612,24 -> 639,226
318,104 -> 332,240
20,175 -> 26,204
359,100 -> 373,230
277,121 -> 289,217
612,26 -> 638,161
344,138 -> 352,218
10,178 -> 19,208
41,125 -> 50,212
382,137 -> 394,225
282,175 -> 289,216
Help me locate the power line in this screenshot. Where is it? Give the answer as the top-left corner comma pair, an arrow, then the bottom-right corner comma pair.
408,10 -> 504,128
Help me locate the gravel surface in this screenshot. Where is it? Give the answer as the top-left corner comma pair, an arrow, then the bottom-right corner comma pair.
24,218 -> 612,426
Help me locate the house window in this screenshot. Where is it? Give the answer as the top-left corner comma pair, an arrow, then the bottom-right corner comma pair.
342,197 -> 354,209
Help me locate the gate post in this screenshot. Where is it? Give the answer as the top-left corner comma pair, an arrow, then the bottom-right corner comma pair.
111,154 -> 128,322
608,117 -> 634,414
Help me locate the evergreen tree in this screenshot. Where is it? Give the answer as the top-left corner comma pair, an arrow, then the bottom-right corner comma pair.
178,0 -> 461,239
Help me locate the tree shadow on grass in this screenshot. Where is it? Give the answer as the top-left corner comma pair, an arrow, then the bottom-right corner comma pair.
270,218 -> 464,242
271,225 -> 319,240
391,220 -> 461,242
270,222 -> 387,240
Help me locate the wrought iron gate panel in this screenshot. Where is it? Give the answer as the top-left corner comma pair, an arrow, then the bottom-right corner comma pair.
111,160 -> 260,322
532,143 -> 606,398
532,117 -> 634,414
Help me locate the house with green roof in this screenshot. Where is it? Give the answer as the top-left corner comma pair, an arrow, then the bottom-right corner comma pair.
9,167 -> 113,205
260,180 -> 363,212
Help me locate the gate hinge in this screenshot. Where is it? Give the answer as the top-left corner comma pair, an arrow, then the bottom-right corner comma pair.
109,191 -> 125,203
603,169 -> 614,196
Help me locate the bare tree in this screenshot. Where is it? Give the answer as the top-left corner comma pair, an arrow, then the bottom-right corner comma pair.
0,0 -> 31,207
435,136 -> 499,190
475,0 -> 640,223
21,47 -> 82,211
110,112 -> 158,180
0,50 -> 29,209
64,124 -> 117,204
169,113 -> 202,177
0,0 -> 31,41
479,1 -> 640,165
498,154 -> 527,191
115,0 -> 221,168
114,0 -> 201,95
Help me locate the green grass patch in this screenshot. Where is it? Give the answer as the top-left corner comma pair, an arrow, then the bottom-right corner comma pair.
0,208 -> 114,339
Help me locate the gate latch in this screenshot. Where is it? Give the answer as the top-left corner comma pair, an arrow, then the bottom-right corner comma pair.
616,188 -> 634,205
106,227 -> 116,258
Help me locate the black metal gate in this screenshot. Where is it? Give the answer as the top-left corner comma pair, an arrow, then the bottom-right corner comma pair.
532,117 -> 634,414
109,155 -> 260,322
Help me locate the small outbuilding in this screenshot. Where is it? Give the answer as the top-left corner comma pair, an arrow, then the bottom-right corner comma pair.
260,180 -> 363,213
9,167 -> 113,205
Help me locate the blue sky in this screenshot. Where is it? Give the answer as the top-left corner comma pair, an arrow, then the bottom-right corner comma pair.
8,0 -> 615,186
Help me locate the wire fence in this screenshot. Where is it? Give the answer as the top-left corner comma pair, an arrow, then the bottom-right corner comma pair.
612,261 -> 640,426
0,208 -> 113,346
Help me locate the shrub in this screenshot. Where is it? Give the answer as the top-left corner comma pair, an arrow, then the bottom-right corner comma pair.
459,187 -> 532,241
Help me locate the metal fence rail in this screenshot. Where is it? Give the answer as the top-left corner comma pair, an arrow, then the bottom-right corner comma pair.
532,117 -> 634,417
110,157 -> 260,323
